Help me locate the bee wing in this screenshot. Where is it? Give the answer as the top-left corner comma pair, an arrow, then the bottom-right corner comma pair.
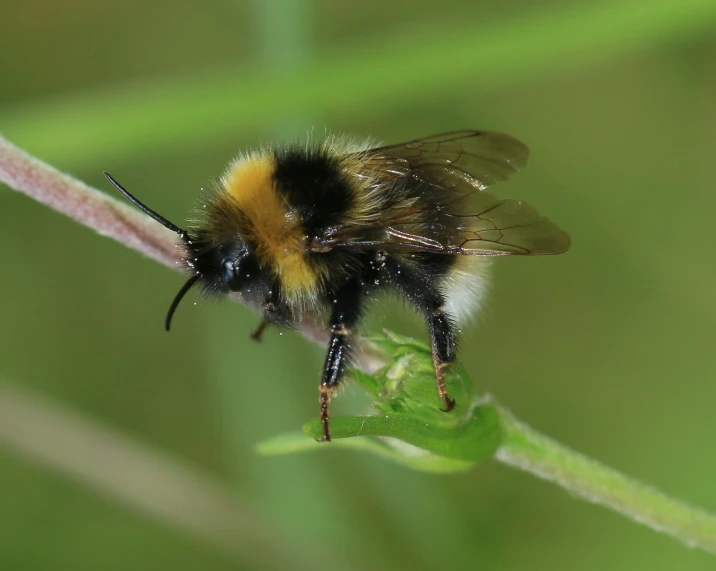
419,191 -> 571,255
315,190 -> 570,256
357,130 -> 529,190
318,130 -> 568,256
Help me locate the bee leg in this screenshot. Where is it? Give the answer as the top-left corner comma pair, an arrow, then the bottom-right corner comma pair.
319,279 -> 365,442
249,319 -> 268,342
381,256 -> 457,411
252,289 -> 291,342
427,310 -> 457,412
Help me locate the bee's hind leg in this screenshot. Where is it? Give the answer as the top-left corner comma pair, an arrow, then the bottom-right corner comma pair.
426,310 -> 458,412
381,256 -> 458,412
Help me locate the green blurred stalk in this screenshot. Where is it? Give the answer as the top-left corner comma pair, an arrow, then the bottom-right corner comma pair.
3,0 -> 715,167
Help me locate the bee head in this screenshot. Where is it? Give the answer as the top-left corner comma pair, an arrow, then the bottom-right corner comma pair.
218,245 -> 260,293
104,172 -> 264,332
185,235 -> 262,295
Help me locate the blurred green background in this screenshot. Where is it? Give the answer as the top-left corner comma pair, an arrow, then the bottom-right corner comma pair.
2,0 -> 716,569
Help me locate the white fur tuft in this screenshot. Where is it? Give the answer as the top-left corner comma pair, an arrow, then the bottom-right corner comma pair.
441,258 -> 491,323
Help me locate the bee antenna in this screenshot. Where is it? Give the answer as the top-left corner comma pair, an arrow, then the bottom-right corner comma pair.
104,172 -> 188,240
165,273 -> 201,331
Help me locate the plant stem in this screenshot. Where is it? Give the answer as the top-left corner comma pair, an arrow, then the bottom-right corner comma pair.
0,136 -> 181,269
496,407 -> 716,554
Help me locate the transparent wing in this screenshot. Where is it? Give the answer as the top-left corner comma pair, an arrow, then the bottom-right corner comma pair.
314,190 -> 570,256
357,130 -> 530,190
316,130 -> 568,256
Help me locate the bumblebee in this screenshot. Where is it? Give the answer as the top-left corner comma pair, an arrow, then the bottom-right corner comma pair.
105,130 -> 570,441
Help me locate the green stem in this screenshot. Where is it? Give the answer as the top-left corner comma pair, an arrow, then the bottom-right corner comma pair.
496,408 -> 716,554
3,0 -> 715,166
263,332 -> 716,555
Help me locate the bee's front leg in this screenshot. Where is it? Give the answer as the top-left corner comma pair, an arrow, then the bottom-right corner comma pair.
249,319 -> 268,342
250,287 -> 291,342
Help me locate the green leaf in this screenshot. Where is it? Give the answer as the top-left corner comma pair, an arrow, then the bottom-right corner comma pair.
257,330 -> 501,472
257,431 -> 475,474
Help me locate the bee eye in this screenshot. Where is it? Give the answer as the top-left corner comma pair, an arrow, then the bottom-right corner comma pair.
221,259 -> 242,291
